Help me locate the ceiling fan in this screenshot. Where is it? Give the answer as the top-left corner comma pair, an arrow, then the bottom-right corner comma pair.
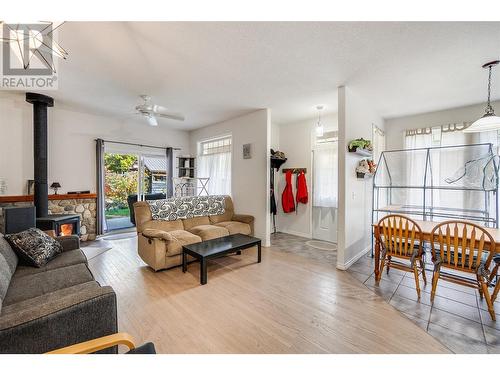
135,95 -> 185,126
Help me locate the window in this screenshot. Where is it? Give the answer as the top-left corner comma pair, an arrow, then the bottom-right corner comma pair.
403,124 -> 482,211
313,142 -> 338,208
197,135 -> 232,195
201,136 -> 231,156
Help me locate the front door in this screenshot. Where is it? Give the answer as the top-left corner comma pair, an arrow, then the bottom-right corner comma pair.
312,142 -> 338,243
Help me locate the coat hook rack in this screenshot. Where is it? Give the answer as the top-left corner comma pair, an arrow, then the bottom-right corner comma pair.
282,168 -> 307,174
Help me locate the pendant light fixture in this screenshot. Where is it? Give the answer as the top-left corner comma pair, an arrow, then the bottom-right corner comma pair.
464,60 -> 500,133
315,105 -> 324,137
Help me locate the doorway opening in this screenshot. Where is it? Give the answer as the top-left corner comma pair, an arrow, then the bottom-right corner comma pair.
312,130 -> 338,244
104,152 -> 138,231
269,110 -> 338,260
102,144 -> 170,233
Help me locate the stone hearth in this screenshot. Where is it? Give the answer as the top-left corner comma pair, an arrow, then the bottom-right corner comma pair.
48,199 -> 96,240
0,194 -> 97,241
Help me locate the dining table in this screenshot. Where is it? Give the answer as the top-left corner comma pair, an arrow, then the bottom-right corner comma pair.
372,219 -> 500,301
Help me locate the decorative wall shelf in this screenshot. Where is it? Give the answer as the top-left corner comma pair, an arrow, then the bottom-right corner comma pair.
176,156 -> 196,178
356,172 -> 374,179
353,148 -> 373,157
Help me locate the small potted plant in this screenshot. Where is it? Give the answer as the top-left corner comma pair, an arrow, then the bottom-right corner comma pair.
348,138 -> 373,153
355,159 -> 376,178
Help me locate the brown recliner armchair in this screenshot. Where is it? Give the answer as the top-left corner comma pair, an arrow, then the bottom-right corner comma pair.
133,196 -> 254,271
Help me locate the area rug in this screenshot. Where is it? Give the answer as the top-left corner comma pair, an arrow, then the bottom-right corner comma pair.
81,240 -> 112,260
271,232 -> 337,264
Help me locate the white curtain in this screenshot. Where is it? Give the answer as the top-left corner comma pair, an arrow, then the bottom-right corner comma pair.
404,129 -> 472,209
197,152 -> 231,195
313,143 -> 338,207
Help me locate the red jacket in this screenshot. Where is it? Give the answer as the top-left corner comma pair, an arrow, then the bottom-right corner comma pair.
282,170 -> 295,213
296,171 -> 308,204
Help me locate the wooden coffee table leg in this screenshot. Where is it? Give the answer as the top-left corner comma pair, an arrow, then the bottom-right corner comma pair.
257,242 -> 262,263
182,251 -> 187,273
200,258 -> 207,285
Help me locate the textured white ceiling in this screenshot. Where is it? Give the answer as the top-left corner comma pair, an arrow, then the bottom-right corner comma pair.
53,22 -> 500,129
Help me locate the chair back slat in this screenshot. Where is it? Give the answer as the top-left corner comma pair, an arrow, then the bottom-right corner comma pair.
376,215 -> 423,259
453,224 -> 459,267
398,217 -> 404,256
430,220 -> 496,274
444,225 -> 451,264
461,225 -> 467,268
477,234 -> 486,269
469,228 -> 476,270
409,227 -> 416,257
404,219 -> 409,255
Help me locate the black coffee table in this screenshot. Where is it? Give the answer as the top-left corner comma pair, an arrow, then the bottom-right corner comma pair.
182,233 -> 262,285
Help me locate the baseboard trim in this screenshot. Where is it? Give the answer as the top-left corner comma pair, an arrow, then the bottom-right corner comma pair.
336,245 -> 371,270
275,229 -> 312,239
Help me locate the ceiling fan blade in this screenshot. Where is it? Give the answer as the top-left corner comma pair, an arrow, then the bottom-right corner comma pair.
153,105 -> 185,121
147,115 -> 158,126
156,112 -> 185,121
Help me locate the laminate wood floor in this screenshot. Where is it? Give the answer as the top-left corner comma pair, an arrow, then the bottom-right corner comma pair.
87,234 -> 449,354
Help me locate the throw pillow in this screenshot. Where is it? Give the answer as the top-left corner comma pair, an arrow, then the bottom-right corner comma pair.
5,228 -> 63,267
148,195 -> 226,221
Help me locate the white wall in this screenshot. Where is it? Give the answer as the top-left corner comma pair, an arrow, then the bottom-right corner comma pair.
385,100 -> 500,151
189,109 -> 271,247
337,86 -> 384,269
275,113 -> 337,238
0,92 -> 190,195
270,122 -> 280,151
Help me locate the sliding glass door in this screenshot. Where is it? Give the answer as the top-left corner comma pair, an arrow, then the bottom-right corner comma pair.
102,143 -> 169,232
139,154 -> 168,198
104,152 -> 139,231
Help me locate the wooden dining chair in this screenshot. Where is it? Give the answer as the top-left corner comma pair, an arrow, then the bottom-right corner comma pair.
430,221 -> 496,321
490,255 -> 500,304
375,215 -> 427,299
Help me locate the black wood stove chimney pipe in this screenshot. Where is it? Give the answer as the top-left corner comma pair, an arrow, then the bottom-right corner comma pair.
26,92 -> 54,218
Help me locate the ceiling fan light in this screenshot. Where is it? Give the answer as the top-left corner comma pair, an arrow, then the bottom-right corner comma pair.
463,112 -> 500,133
147,115 -> 158,126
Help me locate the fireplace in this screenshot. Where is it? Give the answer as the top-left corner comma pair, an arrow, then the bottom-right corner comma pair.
23,93 -> 82,238
35,214 -> 81,237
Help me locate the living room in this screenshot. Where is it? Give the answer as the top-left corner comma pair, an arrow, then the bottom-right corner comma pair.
1,2 -> 500,374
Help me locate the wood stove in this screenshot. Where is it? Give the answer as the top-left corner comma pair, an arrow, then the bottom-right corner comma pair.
24,92 -> 82,238
36,214 -> 81,237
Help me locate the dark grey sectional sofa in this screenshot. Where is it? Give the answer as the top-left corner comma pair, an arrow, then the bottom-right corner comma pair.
0,233 -> 117,354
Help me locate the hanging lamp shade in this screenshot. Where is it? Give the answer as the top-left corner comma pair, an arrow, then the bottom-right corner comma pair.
464,60 -> 500,133
465,113 -> 500,133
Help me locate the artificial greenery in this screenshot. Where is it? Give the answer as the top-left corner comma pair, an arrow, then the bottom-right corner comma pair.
348,138 -> 372,151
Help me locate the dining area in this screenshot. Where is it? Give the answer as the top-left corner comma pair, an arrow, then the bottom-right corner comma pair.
347,213 -> 500,353
374,215 -> 500,319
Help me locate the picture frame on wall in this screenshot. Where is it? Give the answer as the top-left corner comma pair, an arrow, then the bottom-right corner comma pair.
243,143 -> 252,159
